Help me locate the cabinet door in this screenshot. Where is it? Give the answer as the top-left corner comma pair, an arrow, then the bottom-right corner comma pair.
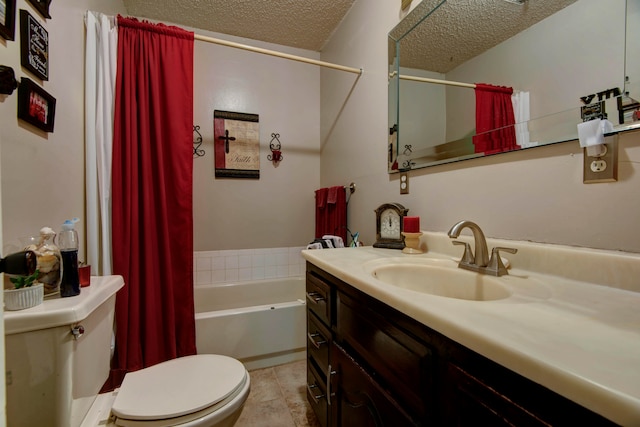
444,362 -> 550,427
330,342 -> 419,427
337,290 -> 434,420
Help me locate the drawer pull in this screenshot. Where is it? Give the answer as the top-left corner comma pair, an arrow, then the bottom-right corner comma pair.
307,332 -> 327,349
307,383 -> 325,404
327,364 -> 336,406
306,291 -> 326,304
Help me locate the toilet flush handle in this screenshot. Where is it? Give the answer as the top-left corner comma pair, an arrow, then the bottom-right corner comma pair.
71,325 -> 85,340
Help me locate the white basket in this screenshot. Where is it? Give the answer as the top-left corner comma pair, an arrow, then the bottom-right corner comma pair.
4,283 -> 44,311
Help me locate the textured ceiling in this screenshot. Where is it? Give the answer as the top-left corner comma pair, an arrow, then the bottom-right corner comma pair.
121,0 -> 357,51
392,0 -> 578,73
122,0 -> 577,68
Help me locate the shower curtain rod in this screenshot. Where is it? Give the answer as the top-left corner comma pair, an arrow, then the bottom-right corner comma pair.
194,34 -> 363,75
390,71 -> 476,88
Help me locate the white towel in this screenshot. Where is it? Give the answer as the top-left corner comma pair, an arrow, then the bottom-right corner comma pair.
578,119 -> 613,148
578,119 -> 613,156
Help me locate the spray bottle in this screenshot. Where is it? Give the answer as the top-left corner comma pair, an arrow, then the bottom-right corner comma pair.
57,218 -> 80,297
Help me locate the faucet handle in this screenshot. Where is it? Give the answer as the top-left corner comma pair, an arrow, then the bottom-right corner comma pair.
487,247 -> 517,276
452,240 -> 474,264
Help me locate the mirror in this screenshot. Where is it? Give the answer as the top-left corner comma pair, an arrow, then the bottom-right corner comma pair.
388,0 -> 633,172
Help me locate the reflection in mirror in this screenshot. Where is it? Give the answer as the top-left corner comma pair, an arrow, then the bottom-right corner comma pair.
389,0 -> 631,172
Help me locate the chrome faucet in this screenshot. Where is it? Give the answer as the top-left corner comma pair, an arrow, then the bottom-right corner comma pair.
447,220 -> 517,276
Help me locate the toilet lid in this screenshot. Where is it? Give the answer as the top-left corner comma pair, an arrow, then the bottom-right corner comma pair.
112,354 -> 247,422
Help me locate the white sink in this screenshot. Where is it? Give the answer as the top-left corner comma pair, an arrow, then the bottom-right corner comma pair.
364,257 -> 550,302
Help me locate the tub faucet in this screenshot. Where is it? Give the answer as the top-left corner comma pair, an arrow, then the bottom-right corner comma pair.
447,220 -> 517,276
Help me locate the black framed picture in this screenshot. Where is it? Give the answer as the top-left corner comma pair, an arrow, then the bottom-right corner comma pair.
17,77 -> 56,132
27,0 -> 50,19
0,0 -> 16,40
20,9 -> 48,81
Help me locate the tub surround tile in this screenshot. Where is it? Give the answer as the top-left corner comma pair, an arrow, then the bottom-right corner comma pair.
252,266 -> 265,280
276,252 -> 289,266
225,255 -> 239,269
265,265 -> 277,279
194,246 -> 306,284
195,270 -> 212,285
277,265 -> 289,278
239,254 -> 252,268
212,269 -> 226,283
195,257 -> 212,271
212,255 -> 226,270
239,268 -> 253,281
225,269 -> 239,282
288,264 -> 302,277
251,254 -> 265,267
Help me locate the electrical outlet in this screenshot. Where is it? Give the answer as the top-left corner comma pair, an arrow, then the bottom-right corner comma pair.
590,159 -> 607,173
583,137 -> 618,183
400,173 -> 409,194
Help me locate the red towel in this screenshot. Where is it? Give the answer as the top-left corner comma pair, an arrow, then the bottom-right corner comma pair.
315,186 -> 347,242
327,186 -> 340,204
315,188 -> 327,208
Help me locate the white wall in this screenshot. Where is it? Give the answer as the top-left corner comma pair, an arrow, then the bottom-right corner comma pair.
191,32 -> 320,251
321,0 -> 640,253
0,0 -> 127,259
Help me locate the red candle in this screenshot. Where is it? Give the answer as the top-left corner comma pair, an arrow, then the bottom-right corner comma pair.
403,216 -> 420,233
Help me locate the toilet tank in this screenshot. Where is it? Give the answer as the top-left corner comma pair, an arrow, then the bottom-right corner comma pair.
4,275 -> 124,427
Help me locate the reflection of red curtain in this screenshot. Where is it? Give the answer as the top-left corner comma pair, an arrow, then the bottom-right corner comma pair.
315,186 -> 347,242
107,16 -> 196,390
473,83 -> 519,154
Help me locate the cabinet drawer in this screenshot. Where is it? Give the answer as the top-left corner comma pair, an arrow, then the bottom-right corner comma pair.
307,311 -> 331,371
337,291 -> 434,420
306,271 -> 331,326
307,363 -> 329,427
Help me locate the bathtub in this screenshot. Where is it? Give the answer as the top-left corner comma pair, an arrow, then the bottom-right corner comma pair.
194,277 -> 306,370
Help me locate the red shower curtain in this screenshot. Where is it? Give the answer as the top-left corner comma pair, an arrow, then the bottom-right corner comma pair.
473,83 -> 519,154
107,16 -> 196,389
315,186 -> 347,243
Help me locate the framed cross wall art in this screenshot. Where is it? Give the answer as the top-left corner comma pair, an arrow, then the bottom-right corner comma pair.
213,110 -> 260,179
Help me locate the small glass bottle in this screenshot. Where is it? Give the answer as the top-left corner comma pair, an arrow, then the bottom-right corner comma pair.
23,227 -> 62,297
57,218 -> 80,297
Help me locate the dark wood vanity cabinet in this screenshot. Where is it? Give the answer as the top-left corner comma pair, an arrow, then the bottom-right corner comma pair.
305,262 -> 618,427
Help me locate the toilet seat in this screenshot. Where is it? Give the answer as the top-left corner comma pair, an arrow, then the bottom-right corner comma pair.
112,354 -> 249,427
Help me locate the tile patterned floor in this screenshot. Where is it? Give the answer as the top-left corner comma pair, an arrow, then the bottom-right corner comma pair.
237,359 -> 320,427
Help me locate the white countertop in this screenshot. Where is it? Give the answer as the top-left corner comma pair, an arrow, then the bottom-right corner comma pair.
4,275 -> 125,335
302,233 -> 640,426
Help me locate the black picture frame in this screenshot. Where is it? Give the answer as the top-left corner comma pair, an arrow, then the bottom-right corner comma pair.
17,77 -> 56,132
0,0 -> 17,40
27,0 -> 50,19
20,9 -> 48,81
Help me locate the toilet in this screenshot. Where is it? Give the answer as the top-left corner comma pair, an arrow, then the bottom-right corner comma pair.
4,275 -> 250,427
